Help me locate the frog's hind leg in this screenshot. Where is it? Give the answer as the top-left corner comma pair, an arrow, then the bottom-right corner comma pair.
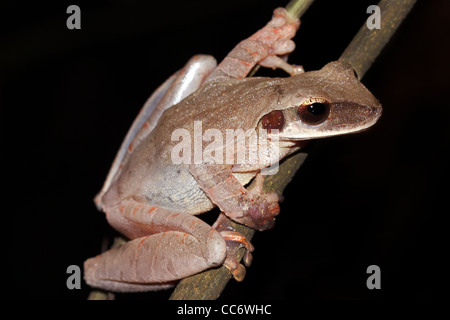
95,55 -> 217,209
84,200 -> 226,292
206,8 -> 300,80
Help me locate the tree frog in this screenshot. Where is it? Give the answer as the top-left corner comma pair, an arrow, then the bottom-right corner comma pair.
84,8 -> 382,292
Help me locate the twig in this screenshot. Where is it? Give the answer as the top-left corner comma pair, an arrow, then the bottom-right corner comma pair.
285,0 -> 315,19
339,0 -> 417,79
170,0 -> 416,300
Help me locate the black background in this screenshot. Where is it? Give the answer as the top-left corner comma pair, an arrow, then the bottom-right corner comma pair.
3,0 -> 449,299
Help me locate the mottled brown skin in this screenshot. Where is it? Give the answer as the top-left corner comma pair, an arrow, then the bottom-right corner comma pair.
84,8 -> 381,292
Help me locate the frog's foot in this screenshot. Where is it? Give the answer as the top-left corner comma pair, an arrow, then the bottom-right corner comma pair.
219,231 -> 254,282
250,8 -> 303,75
241,191 -> 281,231
237,173 -> 281,230
249,7 -> 300,54
249,7 -> 300,69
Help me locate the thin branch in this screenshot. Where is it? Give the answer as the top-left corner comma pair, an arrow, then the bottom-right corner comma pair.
170,0 -> 416,300
285,0 -> 315,19
339,0 -> 417,79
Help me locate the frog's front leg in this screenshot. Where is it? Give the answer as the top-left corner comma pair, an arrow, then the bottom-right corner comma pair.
190,164 -> 280,231
84,200 -> 227,292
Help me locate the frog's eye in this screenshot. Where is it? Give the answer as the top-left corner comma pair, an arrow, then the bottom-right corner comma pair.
261,110 -> 285,132
297,99 -> 330,125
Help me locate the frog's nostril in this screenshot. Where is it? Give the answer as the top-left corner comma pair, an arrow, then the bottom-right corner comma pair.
370,105 -> 383,119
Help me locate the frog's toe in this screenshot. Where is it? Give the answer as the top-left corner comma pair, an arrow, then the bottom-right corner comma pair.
271,39 -> 296,56
218,230 -> 255,281
223,260 -> 247,282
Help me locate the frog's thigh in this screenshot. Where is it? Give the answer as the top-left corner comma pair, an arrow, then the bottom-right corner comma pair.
84,201 -> 226,292
170,54 -> 217,103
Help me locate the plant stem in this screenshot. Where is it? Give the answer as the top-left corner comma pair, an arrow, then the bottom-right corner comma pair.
339,0 -> 417,79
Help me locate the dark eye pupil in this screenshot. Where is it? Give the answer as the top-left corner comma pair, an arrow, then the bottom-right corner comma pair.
297,102 -> 329,125
307,103 -> 326,115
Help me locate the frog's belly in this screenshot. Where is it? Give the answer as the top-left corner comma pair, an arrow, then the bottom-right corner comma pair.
142,167 -> 257,213
107,159 -> 257,215
142,164 -> 215,214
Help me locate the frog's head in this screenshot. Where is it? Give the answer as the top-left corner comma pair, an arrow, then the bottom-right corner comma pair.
260,61 -> 382,140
